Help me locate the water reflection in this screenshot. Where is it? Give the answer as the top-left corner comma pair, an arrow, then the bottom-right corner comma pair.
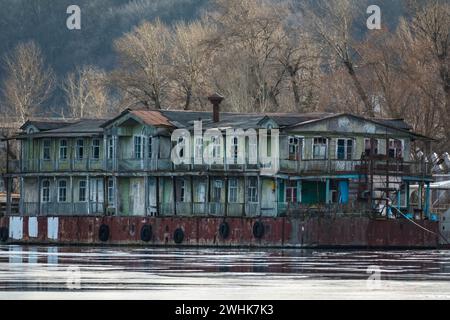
0,245 -> 449,293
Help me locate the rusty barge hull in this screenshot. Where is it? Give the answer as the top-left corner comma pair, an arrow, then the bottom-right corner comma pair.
0,216 -> 439,248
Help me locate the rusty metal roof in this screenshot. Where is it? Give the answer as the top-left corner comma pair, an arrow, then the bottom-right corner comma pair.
130,110 -> 173,127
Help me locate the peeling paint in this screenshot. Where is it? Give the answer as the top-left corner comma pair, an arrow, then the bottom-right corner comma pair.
28,217 -> 38,238
9,217 -> 23,240
47,217 -> 59,240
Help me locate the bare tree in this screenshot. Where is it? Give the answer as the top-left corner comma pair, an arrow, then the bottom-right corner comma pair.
208,0 -> 289,112
1,41 -> 55,122
111,19 -> 171,109
62,66 -> 110,119
170,21 -> 213,110
304,0 -> 374,116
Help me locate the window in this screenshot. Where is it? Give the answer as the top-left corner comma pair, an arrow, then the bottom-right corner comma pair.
108,138 -> 114,159
288,137 -> 301,160
336,139 -> 354,160
229,178 -> 238,203
179,180 -> 186,202
247,177 -> 258,203
41,180 -> 50,203
231,137 -> 239,161
389,139 -> 403,158
213,180 -> 222,202
364,139 -> 379,156
134,136 -> 143,159
59,140 -> 68,160
108,179 -> 114,204
313,137 -> 327,159
76,139 -> 84,160
91,139 -> 100,160
78,180 -> 87,202
285,181 -> 297,203
197,183 -> 206,203
148,137 -> 153,158
58,180 -> 67,202
43,140 -> 51,160
212,136 -> 221,159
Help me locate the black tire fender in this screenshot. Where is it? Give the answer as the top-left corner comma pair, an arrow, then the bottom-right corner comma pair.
219,221 -> 230,239
98,224 -> 110,242
140,224 -> 152,242
253,221 -> 265,239
173,228 -> 184,244
0,227 -> 8,242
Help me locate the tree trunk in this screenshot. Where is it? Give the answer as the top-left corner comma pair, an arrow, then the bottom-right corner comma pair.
344,61 -> 374,117
184,88 -> 192,111
290,71 -> 301,112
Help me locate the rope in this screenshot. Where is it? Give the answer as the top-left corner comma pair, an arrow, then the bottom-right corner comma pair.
391,206 -> 450,245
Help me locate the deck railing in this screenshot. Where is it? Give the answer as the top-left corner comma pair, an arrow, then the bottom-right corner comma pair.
20,202 -> 103,216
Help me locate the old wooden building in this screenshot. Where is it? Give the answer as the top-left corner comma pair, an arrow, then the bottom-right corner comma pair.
3,103 -> 434,220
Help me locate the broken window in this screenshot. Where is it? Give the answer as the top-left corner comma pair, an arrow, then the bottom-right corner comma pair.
337,139 -> 354,160
228,178 -> 238,203
79,180 -> 87,202
247,177 -> 258,203
58,180 -> 67,202
43,139 -> 51,160
41,180 -> 50,203
288,136 -> 301,160
364,138 -> 379,156
389,139 -> 403,159
91,139 -> 100,159
313,137 -> 327,159
59,139 -> 68,160
76,139 -> 84,160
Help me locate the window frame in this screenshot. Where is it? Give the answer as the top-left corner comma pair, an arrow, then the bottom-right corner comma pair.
78,180 -> 87,202
59,139 -> 68,160
247,177 -> 258,203
228,178 -> 238,203
42,139 -> 51,161
58,179 -> 67,202
312,137 -> 328,160
91,139 -> 100,160
76,139 -> 84,160
336,138 -> 354,160
41,179 -> 50,203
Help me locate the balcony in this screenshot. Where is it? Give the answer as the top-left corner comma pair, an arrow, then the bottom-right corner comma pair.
279,159 -> 431,177
7,159 -> 106,174
21,202 -> 104,216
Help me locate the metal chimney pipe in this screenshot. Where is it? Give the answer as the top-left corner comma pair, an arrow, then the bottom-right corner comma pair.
208,93 -> 224,123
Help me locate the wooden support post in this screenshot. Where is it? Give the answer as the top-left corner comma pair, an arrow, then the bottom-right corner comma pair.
190,176 -> 194,216
224,177 -> 228,217
70,176 -> 74,215
243,176 -> 247,217
173,176 -> 177,215
258,175 -> 262,217
156,176 -> 160,216
87,175 -> 90,215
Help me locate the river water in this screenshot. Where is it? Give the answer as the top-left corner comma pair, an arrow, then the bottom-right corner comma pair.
0,245 -> 449,299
